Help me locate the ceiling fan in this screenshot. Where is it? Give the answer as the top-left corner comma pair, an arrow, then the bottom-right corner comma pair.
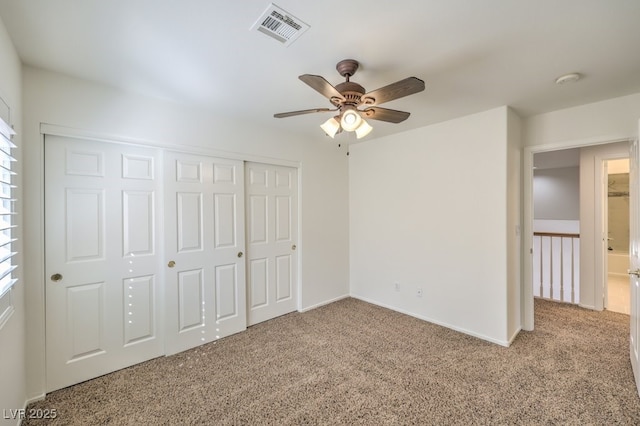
274,59 -> 425,139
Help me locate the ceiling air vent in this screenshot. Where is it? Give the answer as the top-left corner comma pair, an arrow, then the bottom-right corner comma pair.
250,3 -> 310,47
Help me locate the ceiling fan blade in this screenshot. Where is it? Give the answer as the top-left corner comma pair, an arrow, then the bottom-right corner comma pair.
361,107 -> 411,123
274,108 -> 336,118
361,77 -> 425,106
299,74 -> 345,103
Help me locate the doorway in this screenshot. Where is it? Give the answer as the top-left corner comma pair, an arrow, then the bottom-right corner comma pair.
605,158 -> 630,314
524,139 -> 631,330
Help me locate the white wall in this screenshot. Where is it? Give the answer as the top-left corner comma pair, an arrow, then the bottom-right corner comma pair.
22,66 -> 350,399
349,106 -> 518,346
533,167 -> 580,220
524,92 -> 640,148
0,15 -> 26,426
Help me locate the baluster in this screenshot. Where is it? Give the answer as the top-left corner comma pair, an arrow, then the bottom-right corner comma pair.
571,237 -> 575,304
539,236 -> 543,298
549,236 -> 554,300
533,232 -> 580,304
560,236 -> 564,302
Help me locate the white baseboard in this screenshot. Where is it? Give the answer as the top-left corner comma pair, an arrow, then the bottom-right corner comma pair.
579,303 -> 598,311
507,326 -> 522,346
350,294 -> 511,347
25,393 -> 45,405
299,293 -> 350,313
11,394 -> 45,426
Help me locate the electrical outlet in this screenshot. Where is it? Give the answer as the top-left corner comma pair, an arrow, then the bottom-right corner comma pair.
417,287 -> 423,297
394,282 -> 400,292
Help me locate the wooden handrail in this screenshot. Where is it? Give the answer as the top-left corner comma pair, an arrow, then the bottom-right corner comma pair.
534,232 -> 580,238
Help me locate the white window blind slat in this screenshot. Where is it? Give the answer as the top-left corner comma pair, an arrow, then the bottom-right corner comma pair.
0,116 -> 16,297
0,118 -> 14,139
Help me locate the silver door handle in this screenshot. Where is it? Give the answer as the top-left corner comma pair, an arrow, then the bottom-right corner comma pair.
628,269 -> 640,277
291,244 -> 297,251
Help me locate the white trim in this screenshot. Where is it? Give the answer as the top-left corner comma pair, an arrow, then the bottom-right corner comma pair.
523,148 -> 535,330
40,123 -> 301,169
25,393 -> 45,406
298,293 -> 350,313
351,295 -> 511,347
296,166 -> 303,313
525,135 -> 631,153
507,326 -> 522,346
579,302 -> 597,310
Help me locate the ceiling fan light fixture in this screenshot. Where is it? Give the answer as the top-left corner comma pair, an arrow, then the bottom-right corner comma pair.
275,59 -> 425,140
340,108 -> 362,132
355,119 -> 373,139
320,116 -> 340,138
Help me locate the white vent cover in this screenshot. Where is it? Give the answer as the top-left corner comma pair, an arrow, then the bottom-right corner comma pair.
251,3 -> 310,47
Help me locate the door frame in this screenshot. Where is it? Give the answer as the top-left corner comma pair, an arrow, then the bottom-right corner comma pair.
523,136 -> 631,330
28,123 -> 302,398
598,154 -> 630,311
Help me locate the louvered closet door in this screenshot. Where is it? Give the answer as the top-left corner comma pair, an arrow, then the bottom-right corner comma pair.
165,151 -> 246,355
246,163 -> 298,325
45,136 -> 163,392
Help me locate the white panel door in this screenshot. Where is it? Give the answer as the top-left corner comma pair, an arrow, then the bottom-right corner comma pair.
630,135 -> 640,396
246,163 -> 298,325
45,135 -> 163,392
165,152 -> 246,355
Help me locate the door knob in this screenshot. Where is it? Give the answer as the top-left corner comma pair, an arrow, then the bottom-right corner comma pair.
237,252 -> 243,258
50,273 -> 63,282
628,269 -> 640,277
168,260 -> 176,268
291,244 -> 297,251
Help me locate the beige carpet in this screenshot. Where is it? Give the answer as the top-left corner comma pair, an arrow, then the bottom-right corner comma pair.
24,298 -> 640,425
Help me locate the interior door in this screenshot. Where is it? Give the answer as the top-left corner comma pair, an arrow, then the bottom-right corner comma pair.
164,151 -> 246,355
246,162 -> 298,326
45,135 -> 163,391
630,135 -> 640,396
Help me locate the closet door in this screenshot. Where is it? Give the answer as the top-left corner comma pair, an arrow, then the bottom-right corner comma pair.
165,152 -> 246,355
246,163 -> 298,325
45,135 -> 163,391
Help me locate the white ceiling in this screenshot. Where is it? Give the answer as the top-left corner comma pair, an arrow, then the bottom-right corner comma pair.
1,0 -> 639,142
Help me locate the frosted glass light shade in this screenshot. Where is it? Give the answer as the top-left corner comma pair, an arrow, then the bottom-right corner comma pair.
320,117 -> 340,138
355,119 -> 373,139
340,109 -> 362,131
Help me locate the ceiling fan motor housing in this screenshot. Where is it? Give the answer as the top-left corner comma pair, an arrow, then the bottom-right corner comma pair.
333,81 -> 365,108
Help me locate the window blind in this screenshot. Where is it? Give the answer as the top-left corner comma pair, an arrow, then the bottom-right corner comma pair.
0,117 -> 16,297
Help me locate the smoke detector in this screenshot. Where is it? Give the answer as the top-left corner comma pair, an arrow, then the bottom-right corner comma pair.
555,73 -> 582,85
251,3 -> 310,47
